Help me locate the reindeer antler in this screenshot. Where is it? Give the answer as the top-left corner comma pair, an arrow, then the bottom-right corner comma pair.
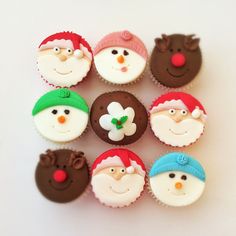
68,151 -> 85,170
39,149 -> 56,167
155,34 -> 170,52
184,34 -> 200,51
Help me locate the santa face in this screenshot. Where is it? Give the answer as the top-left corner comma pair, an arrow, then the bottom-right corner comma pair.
91,166 -> 145,207
34,105 -> 88,142
94,47 -> 146,84
37,48 -> 91,87
149,171 -> 205,207
150,109 -> 205,147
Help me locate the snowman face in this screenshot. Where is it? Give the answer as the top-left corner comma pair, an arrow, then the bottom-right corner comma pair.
94,47 -> 146,84
150,109 -> 205,147
149,171 -> 205,207
37,48 -> 91,87
91,166 -> 145,207
34,105 -> 88,142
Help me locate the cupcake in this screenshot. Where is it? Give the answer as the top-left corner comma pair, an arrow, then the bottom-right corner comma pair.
37,31 -> 92,88
94,30 -> 148,85
148,152 -> 206,207
149,92 -> 207,147
91,148 -> 146,208
32,88 -> 89,143
150,34 -> 202,88
35,149 -> 90,203
90,91 -> 148,145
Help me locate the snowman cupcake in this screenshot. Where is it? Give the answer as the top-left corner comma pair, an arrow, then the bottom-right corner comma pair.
37,31 -> 93,87
35,149 -> 90,203
149,92 -> 207,147
149,152 -> 206,207
32,88 -> 89,143
91,148 -> 146,208
94,30 -> 148,85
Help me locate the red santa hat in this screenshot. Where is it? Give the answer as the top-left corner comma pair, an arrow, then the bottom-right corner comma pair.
92,148 -> 146,176
38,31 -> 93,60
150,92 -> 207,121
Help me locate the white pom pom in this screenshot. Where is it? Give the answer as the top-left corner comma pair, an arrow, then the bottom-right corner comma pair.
126,166 -> 134,174
192,107 -> 201,119
74,49 -> 83,59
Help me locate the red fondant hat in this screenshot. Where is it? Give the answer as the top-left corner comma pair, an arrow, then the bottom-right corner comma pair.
150,92 -> 207,120
92,148 -> 146,176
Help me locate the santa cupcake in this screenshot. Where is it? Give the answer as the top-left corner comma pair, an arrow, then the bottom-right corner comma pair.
149,92 -> 207,147
37,31 -> 92,87
91,148 -> 146,208
94,30 -> 148,85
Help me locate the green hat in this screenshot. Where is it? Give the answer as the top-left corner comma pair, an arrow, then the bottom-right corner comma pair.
32,89 -> 89,116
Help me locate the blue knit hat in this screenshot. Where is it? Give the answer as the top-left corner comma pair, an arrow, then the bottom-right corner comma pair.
149,152 -> 206,182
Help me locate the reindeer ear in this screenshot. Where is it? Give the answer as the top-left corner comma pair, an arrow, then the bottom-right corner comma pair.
184,34 -> 200,51
39,149 -> 56,167
155,34 -> 170,52
68,151 -> 85,170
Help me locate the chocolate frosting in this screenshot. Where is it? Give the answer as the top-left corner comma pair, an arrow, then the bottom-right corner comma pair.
90,91 -> 148,145
150,34 -> 202,88
35,149 -> 90,203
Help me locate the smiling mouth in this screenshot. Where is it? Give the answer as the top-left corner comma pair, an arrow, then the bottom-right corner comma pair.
49,180 -> 73,191
112,65 -> 130,72
109,186 -> 129,194
168,189 -> 186,196
169,129 -> 188,136
166,68 -> 187,78
54,69 -> 72,75
52,126 -> 71,134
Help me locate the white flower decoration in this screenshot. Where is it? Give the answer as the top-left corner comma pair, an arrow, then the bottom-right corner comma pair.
99,102 -> 137,141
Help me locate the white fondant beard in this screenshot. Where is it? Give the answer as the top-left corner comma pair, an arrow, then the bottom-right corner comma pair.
37,55 -> 91,87
150,114 -> 204,147
149,171 -> 205,207
94,47 -> 146,84
34,106 -> 88,142
91,173 -> 145,207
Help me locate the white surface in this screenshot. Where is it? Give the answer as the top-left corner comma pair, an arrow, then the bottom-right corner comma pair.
0,0 -> 236,235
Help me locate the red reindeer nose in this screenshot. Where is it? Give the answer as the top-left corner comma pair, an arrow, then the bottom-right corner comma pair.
171,53 -> 186,67
53,169 -> 67,183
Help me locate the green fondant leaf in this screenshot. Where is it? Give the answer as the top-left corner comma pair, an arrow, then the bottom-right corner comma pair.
120,116 -> 128,124
111,118 -> 118,125
116,124 -> 123,130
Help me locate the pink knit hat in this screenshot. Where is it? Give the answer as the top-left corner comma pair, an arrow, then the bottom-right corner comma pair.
94,30 -> 148,59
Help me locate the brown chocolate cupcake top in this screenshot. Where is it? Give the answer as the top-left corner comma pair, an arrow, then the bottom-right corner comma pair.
90,91 -> 148,145
150,34 -> 202,88
35,149 -> 90,203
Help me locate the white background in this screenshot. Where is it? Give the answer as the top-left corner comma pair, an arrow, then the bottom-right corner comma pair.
0,0 -> 236,235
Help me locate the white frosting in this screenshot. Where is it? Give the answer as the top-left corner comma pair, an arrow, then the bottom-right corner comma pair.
34,105 -> 88,142
99,102 -> 137,141
150,113 -> 204,147
94,47 -> 146,84
149,171 -> 205,207
37,52 -> 91,87
91,173 -> 145,208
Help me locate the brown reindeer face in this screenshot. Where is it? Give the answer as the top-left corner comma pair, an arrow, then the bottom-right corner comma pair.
150,34 -> 202,88
35,149 -> 89,203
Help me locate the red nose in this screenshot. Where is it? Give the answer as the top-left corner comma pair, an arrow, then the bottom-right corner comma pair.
171,53 -> 186,67
53,169 -> 67,183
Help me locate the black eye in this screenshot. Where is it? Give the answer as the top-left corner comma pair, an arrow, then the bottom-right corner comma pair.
123,50 -> 129,56
56,165 -> 60,168
177,48 -> 182,52
63,165 -> 66,169
52,109 -> 57,115
111,49 -> 118,55
169,48 -> 173,52
181,175 -> 187,180
169,173 -> 175,178
64,109 -> 70,115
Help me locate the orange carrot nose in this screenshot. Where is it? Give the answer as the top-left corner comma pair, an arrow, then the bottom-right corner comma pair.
117,55 -> 125,64
175,182 -> 183,190
59,54 -> 67,62
57,115 -> 66,124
